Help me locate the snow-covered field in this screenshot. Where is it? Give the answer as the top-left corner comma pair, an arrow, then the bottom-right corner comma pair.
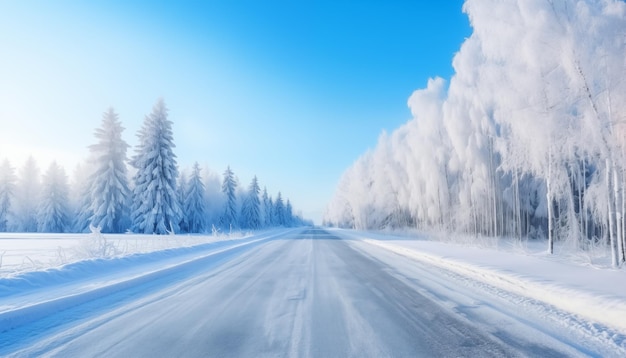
0,230 -> 256,277
1,228 -> 625,356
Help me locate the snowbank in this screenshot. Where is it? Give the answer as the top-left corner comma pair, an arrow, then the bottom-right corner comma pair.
0,230 -> 253,277
335,229 -> 626,333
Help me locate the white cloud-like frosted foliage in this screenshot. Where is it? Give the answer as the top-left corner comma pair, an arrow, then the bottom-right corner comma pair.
324,0 -> 626,264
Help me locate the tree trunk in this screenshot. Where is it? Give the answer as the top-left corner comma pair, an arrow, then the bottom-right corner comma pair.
606,158 -> 619,267
622,165 -> 626,263
515,167 -> 522,240
547,152 -> 554,254
614,164 -> 624,265
489,138 -> 498,237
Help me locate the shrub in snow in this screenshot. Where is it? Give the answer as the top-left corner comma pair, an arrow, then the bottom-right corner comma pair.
77,224 -> 121,259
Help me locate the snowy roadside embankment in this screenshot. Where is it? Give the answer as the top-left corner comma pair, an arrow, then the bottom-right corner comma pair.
0,230 -> 256,277
335,229 -> 626,334
0,228 -> 300,335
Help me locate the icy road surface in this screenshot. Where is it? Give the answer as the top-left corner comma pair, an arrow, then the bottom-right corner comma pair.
0,229 -> 602,357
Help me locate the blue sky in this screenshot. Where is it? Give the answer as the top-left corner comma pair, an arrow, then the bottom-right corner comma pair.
0,0 -> 470,223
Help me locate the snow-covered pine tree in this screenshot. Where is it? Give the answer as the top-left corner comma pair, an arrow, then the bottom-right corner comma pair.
184,162 -> 207,233
285,199 -> 293,227
84,108 -> 131,233
261,187 -> 271,227
0,159 -> 16,231
267,196 -> 277,227
73,163 -> 94,233
203,168 -> 224,228
177,171 -> 189,233
220,166 -> 238,230
14,156 -> 40,232
37,162 -> 70,233
241,176 -> 261,229
274,192 -> 285,226
130,99 -> 182,234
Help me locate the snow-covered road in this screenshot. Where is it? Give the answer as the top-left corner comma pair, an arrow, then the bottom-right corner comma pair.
0,228 -> 614,357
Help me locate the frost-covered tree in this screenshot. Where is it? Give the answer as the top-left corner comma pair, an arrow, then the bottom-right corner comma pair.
324,169 -> 356,228
73,162 -> 95,233
184,162 -> 207,233
38,162 -> 70,233
285,199 -> 293,227
83,108 -> 131,233
14,156 -> 40,232
177,171 -> 189,233
0,159 -> 16,231
274,192 -> 285,226
261,187 -> 271,227
267,196 -> 275,226
130,99 -> 182,234
241,176 -> 261,229
203,167 -> 225,228
220,166 -> 238,230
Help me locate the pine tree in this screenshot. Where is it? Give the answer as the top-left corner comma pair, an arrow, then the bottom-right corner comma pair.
177,171 -> 189,233
261,187 -> 271,227
268,196 -> 275,227
220,166 -> 238,230
38,162 -> 70,233
15,157 -> 40,232
85,108 -> 131,233
241,176 -> 261,229
130,99 -> 182,234
285,199 -> 293,227
73,163 -> 94,233
202,168 -> 224,228
0,159 -> 16,231
274,192 -> 285,226
184,162 -> 207,233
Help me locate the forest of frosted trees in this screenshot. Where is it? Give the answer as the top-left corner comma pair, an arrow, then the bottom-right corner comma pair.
324,0 -> 626,266
0,99 -> 306,235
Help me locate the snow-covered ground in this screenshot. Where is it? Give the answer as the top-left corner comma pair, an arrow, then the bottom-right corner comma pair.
0,228 -> 301,355
0,230 -> 255,277
1,228 -> 625,356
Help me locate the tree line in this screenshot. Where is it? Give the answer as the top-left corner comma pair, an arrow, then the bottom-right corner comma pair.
324,0 -> 626,267
0,99 -> 306,234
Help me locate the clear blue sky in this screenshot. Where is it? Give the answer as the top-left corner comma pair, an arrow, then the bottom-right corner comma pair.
0,0 -> 470,223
